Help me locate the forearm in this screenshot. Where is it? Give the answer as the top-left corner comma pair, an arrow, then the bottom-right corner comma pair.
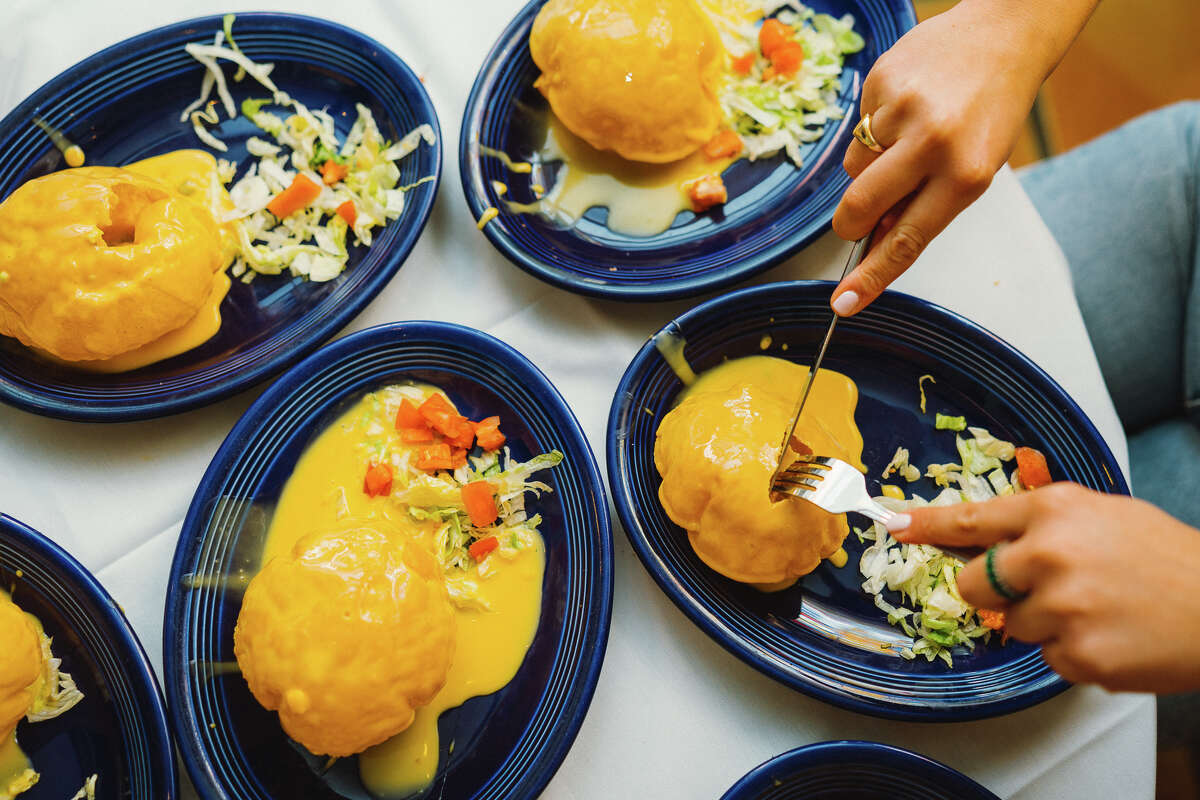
955,0 -> 1099,81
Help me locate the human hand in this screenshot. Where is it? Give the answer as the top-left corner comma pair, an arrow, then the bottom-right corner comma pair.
829,0 -> 1074,316
890,483 -> 1200,693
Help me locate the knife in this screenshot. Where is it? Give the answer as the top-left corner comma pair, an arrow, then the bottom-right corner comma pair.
769,235 -> 870,488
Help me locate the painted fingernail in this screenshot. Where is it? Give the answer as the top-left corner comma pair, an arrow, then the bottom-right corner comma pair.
886,513 -> 911,532
831,290 -> 859,316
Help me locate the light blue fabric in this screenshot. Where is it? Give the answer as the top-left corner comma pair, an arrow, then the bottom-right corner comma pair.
1019,101 -> 1200,528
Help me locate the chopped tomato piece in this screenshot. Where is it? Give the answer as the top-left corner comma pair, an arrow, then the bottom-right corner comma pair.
320,160 -> 350,185
395,399 -> 425,429
462,481 -> 499,528
788,436 -> 812,456
449,447 -> 469,469
686,174 -> 727,213
978,609 -> 1006,630
363,461 -> 393,497
1015,446 -> 1052,490
266,173 -> 322,218
418,394 -> 467,437
399,426 -> 434,444
468,535 -> 500,561
445,417 -> 476,450
474,416 -> 506,451
415,443 -> 453,470
770,41 -> 804,77
730,51 -> 755,76
702,130 -> 743,160
758,18 -> 794,58
336,200 -> 357,227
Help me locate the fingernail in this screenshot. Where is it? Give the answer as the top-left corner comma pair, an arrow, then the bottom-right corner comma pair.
886,513 -> 911,532
831,290 -> 859,316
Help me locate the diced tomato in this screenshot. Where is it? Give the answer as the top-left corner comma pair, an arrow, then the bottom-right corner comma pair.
686,174 -> 727,212
468,535 -> 500,561
730,51 -> 756,76
395,399 -> 425,429
770,41 -> 804,77
474,416 -> 506,451
978,609 -> 1006,630
363,461 -> 393,497
758,18 -> 794,58
462,481 -> 499,527
399,426 -> 434,444
266,173 -> 322,218
320,160 -> 350,185
418,394 -> 469,440
336,200 -> 357,227
1015,446 -> 1052,490
702,129 -> 743,160
444,417 -> 476,450
449,447 -> 468,469
415,443 -> 453,470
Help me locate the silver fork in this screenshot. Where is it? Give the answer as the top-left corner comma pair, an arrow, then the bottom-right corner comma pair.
772,455 -> 979,561
772,455 -> 896,526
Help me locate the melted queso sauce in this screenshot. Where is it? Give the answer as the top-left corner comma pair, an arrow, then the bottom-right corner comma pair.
258,389 -> 544,797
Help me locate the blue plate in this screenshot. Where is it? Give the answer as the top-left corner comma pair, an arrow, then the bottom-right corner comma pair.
460,0 -> 915,301
164,321 -> 613,800
608,281 -> 1128,720
0,514 -> 176,799
721,741 -> 1000,799
0,13 -> 441,422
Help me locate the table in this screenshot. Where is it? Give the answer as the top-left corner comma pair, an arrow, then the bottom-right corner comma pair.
0,1 -> 1156,797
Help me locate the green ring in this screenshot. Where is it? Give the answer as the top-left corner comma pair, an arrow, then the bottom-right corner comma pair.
985,543 -> 1027,601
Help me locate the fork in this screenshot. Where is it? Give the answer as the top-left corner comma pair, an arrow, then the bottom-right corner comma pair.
772,455 -> 897,526
772,455 -> 979,561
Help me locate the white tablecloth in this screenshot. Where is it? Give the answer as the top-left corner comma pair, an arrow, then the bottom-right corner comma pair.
0,1 -> 1155,798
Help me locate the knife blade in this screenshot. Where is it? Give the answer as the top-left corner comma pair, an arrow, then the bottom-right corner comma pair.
769,235 -> 870,488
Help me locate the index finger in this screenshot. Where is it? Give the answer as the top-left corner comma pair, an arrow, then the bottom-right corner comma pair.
890,491 -> 1041,547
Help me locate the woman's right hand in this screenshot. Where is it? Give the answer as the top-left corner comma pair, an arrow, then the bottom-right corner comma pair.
829,0 -> 1097,317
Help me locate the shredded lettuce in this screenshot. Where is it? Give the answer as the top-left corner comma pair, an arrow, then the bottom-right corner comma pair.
935,413 -> 967,431
181,16 -> 436,282
720,2 -> 864,166
859,423 -> 1018,665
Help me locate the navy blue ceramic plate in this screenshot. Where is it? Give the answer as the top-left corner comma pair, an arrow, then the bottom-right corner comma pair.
0,13 -> 440,421
460,0 -> 915,301
0,514 -> 175,799
720,741 -> 1000,799
165,321 -> 612,800
608,281 -> 1128,720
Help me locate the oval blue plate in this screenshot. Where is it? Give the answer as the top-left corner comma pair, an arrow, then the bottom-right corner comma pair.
721,741 -> 999,799
164,321 -> 613,800
0,13 -> 440,422
460,0 -> 915,301
0,514 -> 176,799
608,281 -> 1127,720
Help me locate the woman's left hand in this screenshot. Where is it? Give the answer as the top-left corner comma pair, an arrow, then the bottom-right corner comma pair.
891,483 -> 1200,693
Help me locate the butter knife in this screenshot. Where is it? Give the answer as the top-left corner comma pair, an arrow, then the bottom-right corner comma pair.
769,235 -> 870,488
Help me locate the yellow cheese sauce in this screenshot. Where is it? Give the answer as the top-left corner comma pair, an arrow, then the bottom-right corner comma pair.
0,591 -> 44,800
497,116 -> 737,238
255,388 -> 544,797
63,151 -> 236,372
656,354 -> 864,588
3,149 -> 235,372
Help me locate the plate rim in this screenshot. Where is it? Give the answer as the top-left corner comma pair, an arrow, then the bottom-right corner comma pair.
719,740 -> 1001,799
606,279 -> 1125,721
458,0 -> 918,302
0,11 -> 443,422
163,319 -> 614,800
0,512 -> 178,798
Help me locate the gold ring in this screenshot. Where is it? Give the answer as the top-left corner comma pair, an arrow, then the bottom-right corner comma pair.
853,114 -> 885,153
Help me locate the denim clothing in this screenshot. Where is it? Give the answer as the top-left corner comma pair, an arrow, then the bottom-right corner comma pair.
1020,101 -> 1200,528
